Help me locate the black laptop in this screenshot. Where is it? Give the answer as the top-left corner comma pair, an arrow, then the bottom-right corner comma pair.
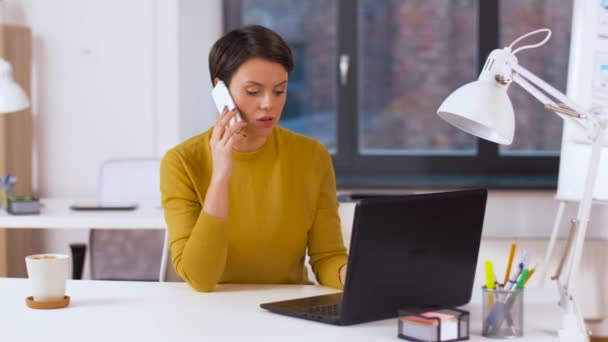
260,188 -> 487,325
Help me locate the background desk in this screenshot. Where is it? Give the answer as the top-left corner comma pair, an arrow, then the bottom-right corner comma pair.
0,278 -> 563,341
0,199 -> 168,280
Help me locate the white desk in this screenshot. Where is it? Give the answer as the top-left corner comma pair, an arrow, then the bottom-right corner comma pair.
0,198 -> 168,281
0,278 -> 563,341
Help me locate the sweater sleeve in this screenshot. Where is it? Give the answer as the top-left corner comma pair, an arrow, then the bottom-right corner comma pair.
307,146 -> 348,290
160,150 -> 228,292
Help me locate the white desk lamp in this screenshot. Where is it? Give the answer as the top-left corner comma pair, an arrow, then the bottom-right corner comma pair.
0,57 -> 29,114
437,28 -> 607,342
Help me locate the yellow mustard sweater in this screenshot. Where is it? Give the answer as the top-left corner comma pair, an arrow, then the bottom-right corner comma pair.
160,126 -> 348,292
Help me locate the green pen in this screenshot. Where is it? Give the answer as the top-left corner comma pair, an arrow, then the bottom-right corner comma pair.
515,269 -> 531,289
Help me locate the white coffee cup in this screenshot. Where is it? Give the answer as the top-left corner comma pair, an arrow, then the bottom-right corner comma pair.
25,254 -> 70,302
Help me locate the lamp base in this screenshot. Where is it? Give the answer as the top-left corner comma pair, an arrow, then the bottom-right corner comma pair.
559,312 -> 590,342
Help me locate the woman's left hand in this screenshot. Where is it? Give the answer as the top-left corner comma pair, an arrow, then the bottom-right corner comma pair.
339,265 -> 347,285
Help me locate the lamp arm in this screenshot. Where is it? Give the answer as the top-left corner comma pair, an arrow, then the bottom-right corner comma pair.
511,71 -> 554,104
513,64 -> 586,114
512,72 -> 590,134
564,123 -> 606,298
552,125 -> 605,342
513,61 -> 608,342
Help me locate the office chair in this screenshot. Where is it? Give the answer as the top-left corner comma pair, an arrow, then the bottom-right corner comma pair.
76,158 -> 166,281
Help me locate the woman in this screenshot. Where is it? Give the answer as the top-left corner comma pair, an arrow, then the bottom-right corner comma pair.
160,25 -> 348,292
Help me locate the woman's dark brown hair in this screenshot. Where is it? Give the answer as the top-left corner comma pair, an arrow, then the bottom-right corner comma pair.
209,25 -> 294,86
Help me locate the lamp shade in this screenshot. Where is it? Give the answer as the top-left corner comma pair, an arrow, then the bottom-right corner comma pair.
437,48 -> 518,145
0,58 -> 29,114
437,79 -> 515,145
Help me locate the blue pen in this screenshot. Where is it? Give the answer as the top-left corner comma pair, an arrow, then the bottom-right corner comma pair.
5,174 -> 10,187
505,250 -> 528,290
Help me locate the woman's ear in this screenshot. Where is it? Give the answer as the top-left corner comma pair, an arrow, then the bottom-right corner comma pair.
213,77 -> 220,86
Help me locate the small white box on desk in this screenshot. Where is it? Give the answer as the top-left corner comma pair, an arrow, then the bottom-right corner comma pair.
398,307 -> 470,342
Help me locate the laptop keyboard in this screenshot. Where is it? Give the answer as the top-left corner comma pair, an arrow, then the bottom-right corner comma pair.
304,303 -> 341,317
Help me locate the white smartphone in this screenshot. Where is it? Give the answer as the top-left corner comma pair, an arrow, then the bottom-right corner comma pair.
211,80 -> 243,127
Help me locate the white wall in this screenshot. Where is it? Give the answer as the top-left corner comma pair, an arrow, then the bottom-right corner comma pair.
157,0 -> 221,153
7,0 -> 159,197
4,0 -> 221,199
178,0 -> 221,141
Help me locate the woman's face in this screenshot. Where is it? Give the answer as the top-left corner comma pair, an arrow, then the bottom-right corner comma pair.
227,58 -> 288,138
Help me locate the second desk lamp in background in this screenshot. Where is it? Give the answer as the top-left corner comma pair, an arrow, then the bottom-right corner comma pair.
0,57 -> 29,208
0,57 -> 28,114
437,28 -> 607,342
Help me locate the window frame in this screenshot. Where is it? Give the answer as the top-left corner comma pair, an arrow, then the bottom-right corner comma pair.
224,0 -> 561,189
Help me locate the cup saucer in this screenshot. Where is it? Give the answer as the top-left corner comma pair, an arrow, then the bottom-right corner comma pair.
25,295 -> 70,309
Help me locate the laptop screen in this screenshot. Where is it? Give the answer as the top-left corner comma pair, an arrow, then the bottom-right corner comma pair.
340,189 -> 487,324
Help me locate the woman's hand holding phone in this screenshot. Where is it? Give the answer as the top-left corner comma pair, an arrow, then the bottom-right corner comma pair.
209,107 -> 248,184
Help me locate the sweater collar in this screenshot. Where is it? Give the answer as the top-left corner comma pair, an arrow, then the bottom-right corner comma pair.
232,127 -> 277,161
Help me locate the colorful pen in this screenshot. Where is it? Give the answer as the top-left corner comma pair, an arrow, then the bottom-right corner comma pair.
485,261 -> 496,290
485,260 -> 497,310
503,242 -> 516,286
515,269 -> 531,289
506,250 -> 528,290
524,264 -> 537,286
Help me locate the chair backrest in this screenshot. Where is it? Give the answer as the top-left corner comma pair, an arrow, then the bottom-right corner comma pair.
97,158 -> 161,208
90,158 -> 164,281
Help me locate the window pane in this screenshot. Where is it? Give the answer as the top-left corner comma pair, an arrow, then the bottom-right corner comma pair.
241,0 -> 338,151
499,0 -> 573,154
358,0 -> 477,155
